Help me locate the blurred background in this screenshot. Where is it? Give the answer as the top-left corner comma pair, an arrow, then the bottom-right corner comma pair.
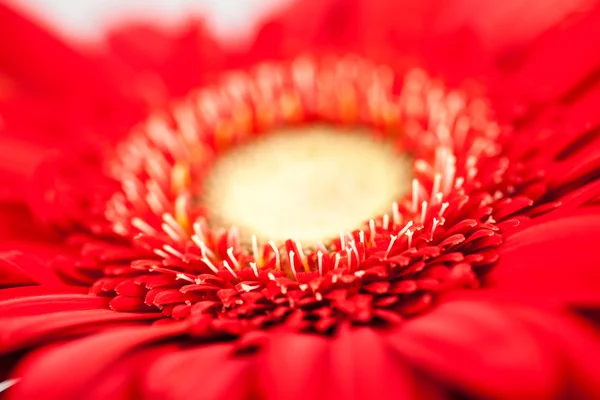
5,0 -> 597,51
4,0 -> 294,44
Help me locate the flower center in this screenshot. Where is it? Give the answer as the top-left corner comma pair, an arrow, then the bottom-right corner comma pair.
97,57 -> 509,333
203,125 -> 411,246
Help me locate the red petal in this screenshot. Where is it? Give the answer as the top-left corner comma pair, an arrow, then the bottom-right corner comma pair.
84,345 -> 178,400
562,170 -> 600,205
142,342 -> 253,400
10,322 -> 186,399
548,144 -> 600,196
106,20 -> 225,99
0,3 -> 117,98
0,285 -> 86,302
110,295 -> 155,312
0,309 -> 160,354
327,327 -> 444,399
504,4 -> 600,104
259,332 -> 329,400
488,213 -> 600,305
0,251 -> 63,287
0,5 -> 140,153
0,294 -> 108,317
388,300 -> 561,399
85,344 -> 181,400
433,0 -> 590,52
504,304 -> 600,400
246,0 -> 362,60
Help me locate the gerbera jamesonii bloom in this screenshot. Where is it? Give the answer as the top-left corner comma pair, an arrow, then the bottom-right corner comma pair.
1,0 -> 600,399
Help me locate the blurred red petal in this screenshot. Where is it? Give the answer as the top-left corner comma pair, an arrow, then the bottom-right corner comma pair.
0,294 -> 108,317
388,300 -> 561,398
0,286 -> 87,302
259,332 -> 329,400
143,342 -> 254,400
328,327 -> 444,399
0,3 -> 115,98
0,251 -> 63,287
433,0 -> 594,51
505,304 -> 600,399
488,213 -> 600,306
106,20 -> 226,100
504,3 -> 600,105
0,203 -> 49,242
10,322 -> 186,399
0,139 -> 48,200
0,309 -> 160,354
83,345 -> 178,400
255,0 -> 363,56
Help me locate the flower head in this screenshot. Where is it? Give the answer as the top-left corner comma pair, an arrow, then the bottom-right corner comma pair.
1,1 -> 600,399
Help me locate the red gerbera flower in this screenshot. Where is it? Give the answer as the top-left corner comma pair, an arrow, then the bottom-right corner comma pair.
1,1 -> 600,399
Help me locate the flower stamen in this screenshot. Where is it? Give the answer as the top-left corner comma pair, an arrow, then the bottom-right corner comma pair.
384,234 -> 398,259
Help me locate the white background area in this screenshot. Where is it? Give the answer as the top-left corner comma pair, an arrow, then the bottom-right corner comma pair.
5,0 -> 293,44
